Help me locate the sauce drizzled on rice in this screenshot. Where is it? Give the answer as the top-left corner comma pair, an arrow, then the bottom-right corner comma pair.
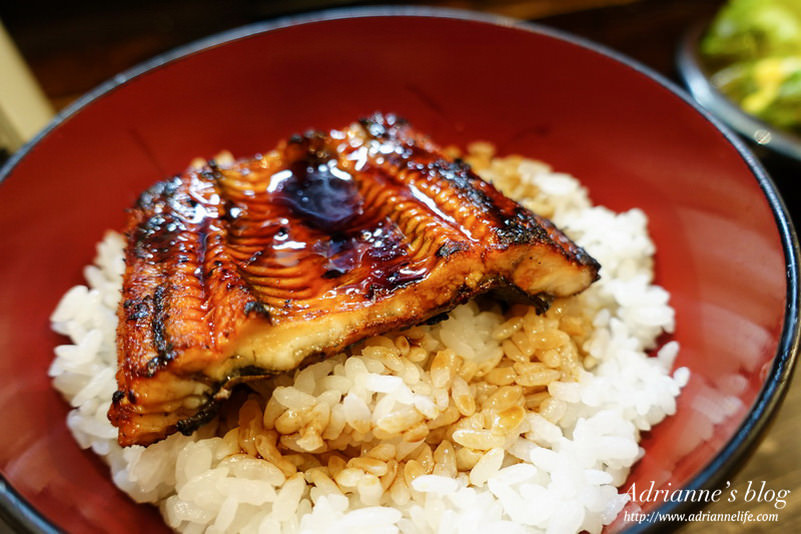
50,144 -> 687,533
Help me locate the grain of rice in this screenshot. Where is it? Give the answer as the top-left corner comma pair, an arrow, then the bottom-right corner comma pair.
485,385 -> 524,412
273,409 -> 303,435
432,441 -> 457,478
334,467 -> 364,489
411,474 -> 460,494
273,387 -> 316,411
469,447 -> 505,486
402,421 -> 430,442
514,369 -> 563,388
357,473 -> 384,505
271,473 -> 305,522
380,460 -> 399,491
403,460 -> 426,487
485,366 -> 517,386
376,406 -> 422,434
491,405 -> 526,434
451,376 -> 475,417
451,429 -> 506,450
343,393 -> 372,434
492,317 -> 524,341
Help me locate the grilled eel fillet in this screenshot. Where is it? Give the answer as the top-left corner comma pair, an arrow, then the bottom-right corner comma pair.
109,113 -> 600,446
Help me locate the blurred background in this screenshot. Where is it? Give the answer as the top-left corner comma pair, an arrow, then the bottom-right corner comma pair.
0,0 -> 725,110
0,0 -> 798,532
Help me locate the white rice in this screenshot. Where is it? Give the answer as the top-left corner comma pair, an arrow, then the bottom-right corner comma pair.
49,147 -> 687,533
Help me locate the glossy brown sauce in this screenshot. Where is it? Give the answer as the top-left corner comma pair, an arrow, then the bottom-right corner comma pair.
209,131 -> 449,317
132,114 -> 570,324
275,156 -> 362,231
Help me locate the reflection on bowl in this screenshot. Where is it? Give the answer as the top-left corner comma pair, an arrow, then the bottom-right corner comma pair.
677,23 -> 801,163
0,7 -> 798,533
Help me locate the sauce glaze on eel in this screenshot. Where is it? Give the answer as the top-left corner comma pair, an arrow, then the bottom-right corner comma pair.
109,114 -> 600,446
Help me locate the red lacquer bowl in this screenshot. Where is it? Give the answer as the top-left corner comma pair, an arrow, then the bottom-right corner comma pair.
0,8 -> 798,533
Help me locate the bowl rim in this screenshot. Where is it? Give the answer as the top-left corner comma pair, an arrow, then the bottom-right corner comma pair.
1,6 -> 799,533
677,22 -> 801,163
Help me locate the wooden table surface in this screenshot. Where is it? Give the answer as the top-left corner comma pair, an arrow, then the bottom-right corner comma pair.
1,0 -> 798,532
